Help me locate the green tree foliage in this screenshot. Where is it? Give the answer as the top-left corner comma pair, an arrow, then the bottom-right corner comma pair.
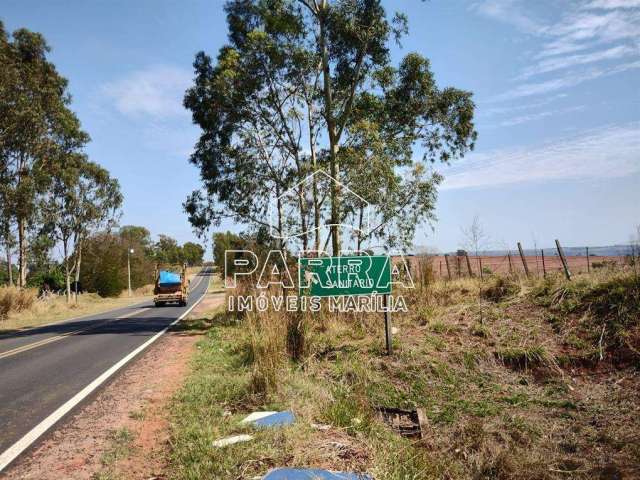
1,21 -> 123,294
182,242 -> 205,266
0,22 -> 91,286
43,154 -> 122,301
184,0 -> 477,254
213,228 -> 278,276
154,235 -> 183,265
80,232 -> 127,297
80,228 -> 204,296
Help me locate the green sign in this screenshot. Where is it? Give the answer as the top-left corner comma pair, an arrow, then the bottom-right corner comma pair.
298,255 -> 392,297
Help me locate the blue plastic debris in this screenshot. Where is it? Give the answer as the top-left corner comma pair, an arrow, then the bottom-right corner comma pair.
241,410 -> 296,428
263,468 -> 372,479
158,270 -> 181,286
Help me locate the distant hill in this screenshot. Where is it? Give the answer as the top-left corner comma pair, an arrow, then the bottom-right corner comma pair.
450,245 -> 635,257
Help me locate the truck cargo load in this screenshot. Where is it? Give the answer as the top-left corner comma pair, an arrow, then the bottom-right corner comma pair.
154,264 -> 189,307
158,270 -> 181,287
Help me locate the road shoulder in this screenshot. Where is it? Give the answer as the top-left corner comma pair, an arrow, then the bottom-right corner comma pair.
2,292 -> 224,480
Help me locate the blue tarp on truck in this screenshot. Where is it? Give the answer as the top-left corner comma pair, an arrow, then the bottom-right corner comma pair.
158,270 -> 181,286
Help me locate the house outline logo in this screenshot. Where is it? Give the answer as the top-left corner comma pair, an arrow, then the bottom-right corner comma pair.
268,170 -> 372,243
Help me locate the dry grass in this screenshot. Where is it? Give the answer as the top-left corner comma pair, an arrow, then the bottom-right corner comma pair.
0,287 -> 153,332
169,271 -> 640,480
0,286 -> 37,319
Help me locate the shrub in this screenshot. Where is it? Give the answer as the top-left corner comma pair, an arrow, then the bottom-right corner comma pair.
245,310 -> 286,396
481,276 -> 520,302
286,308 -> 308,362
0,287 -> 37,319
495,345 -> 549,370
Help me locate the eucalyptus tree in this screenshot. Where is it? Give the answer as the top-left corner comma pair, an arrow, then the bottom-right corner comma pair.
44,154 -> 122,302
185,0 -> 477,255
0,23 -> 88,287
184,0 -> 316,251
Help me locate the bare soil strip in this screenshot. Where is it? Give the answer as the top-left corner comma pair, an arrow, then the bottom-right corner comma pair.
2,293 -> 224,480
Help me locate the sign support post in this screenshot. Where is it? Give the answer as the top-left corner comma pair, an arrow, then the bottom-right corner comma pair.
383,294 -> 392,355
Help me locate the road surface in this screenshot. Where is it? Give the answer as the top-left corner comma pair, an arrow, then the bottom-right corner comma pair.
0,268 -> 211,473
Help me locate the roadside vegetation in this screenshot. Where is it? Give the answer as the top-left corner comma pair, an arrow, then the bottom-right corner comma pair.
169,266 -> 639,480
0,21 -> 205,312
0,284 -> 153,332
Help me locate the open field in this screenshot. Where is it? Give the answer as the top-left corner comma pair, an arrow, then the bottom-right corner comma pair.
167,269 -> 640,479
422,255 -> 629,278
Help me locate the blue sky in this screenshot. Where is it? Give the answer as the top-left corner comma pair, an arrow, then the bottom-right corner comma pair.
2,0 -> 639,254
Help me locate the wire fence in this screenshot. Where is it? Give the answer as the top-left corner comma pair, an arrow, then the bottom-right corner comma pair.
406,247 -> 636,280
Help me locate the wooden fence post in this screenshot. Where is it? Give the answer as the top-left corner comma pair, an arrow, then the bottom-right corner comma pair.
444,254 -> 451,280
517,242 -> 530,278
465,253 -> 474,277
456,256 -> 461,277
478,257 -> 483,279
507,252 -> 513,274
555,239 -> 572,280
541,249 -> 546,278
586,246 -> 590,274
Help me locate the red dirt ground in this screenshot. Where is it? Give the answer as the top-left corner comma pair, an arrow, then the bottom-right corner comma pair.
2,292 -> 224,480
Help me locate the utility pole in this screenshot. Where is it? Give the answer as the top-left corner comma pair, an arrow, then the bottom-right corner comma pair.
127,248 -> 134,297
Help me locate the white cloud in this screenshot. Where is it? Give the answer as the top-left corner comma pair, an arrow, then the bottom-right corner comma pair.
520,44 -> 637,78
472,0 -> 640,103
586,0 -> 640,9
480,94 -> 569,118
102,65 -> 191,118
539,9 -> 640,58
469,0 -> 544,34
491,59 -> 640,101
497,105 -> 585,127
441,123 -> 640,190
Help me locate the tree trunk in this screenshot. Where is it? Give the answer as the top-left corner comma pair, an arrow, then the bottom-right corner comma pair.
276,188 -> 285,252
306,96 -> 321,253
4,225 -> 13,286
6,245 -> 12,286
74,241 -> 82,303
357,206 -> 364,253
318,6 -> 340,256
298,186 -> 308,254
63,239 -> 71,303
18,218 -> 27,288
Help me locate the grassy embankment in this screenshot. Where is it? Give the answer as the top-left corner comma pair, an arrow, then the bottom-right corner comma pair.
0,284 -> 154,332
169,265 -> 639,479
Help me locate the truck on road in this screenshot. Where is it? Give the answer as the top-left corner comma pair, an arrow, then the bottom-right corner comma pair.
153,264 -> 189,307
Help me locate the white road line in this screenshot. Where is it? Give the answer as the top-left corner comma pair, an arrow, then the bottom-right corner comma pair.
0,299 -> 151,337
0,308 -> 149,361
0,270 -> 212,473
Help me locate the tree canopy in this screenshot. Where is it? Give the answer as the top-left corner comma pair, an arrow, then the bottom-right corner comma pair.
184,0 -> 476,254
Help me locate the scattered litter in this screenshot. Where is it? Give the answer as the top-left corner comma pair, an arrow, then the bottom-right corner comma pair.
311,423 -> 331,430
263,468 -> 372,479
212,434 -> 253,447
242,411 -> 278,423
242,410 -> 296,428
391,326 -> 399,334
375,406 -> 427,439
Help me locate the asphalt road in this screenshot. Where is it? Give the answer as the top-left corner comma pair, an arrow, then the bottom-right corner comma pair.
0,269 -> 211,471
